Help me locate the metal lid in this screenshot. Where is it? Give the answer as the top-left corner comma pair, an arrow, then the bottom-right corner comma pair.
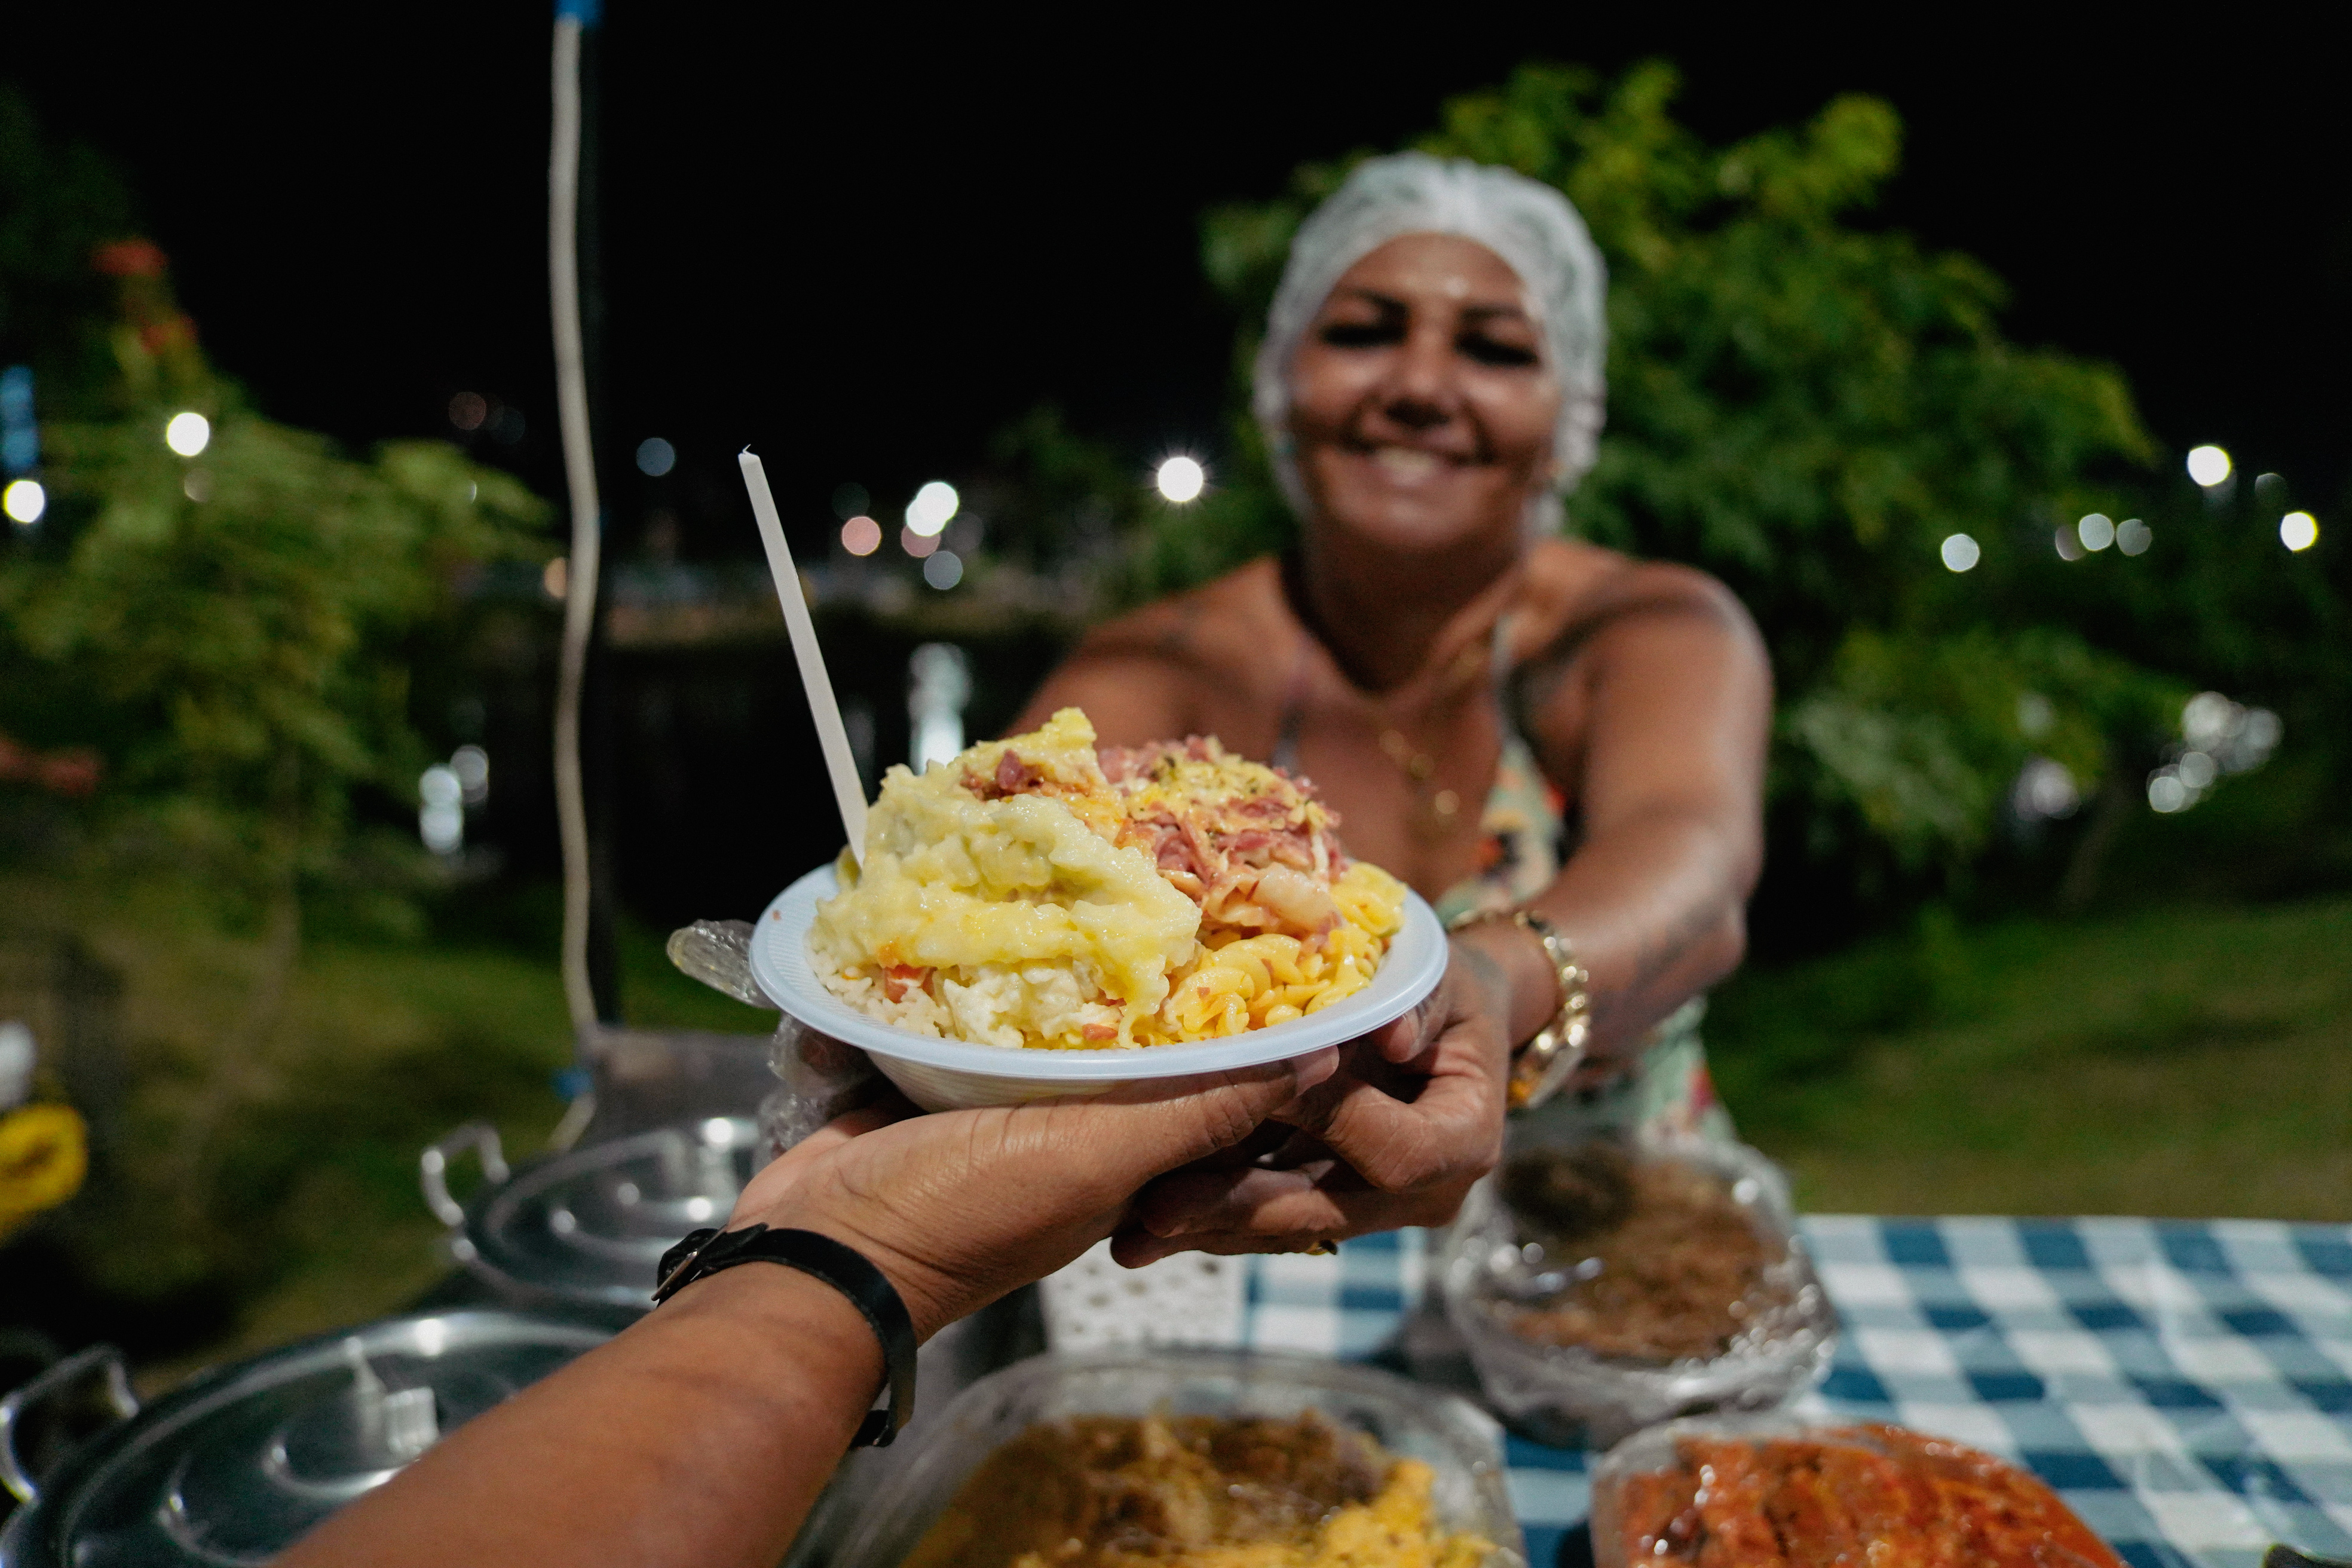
440,1116 -> 762,1309
0,1309 -> 610,1568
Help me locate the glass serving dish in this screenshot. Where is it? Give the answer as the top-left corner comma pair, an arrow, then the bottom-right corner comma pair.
1587,1411 -> 2124,1567
1440,1135 -> 1837,1447
829,1349 -> 1526,1568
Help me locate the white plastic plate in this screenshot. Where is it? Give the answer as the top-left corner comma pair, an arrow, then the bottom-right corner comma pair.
748,863 -> 1448,1110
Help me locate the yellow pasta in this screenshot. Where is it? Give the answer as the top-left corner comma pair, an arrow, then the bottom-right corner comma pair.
1141,861 -> 1407,1043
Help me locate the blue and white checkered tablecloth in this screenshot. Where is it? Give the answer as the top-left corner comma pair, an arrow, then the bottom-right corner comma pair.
1235,1217 -> 2352,1568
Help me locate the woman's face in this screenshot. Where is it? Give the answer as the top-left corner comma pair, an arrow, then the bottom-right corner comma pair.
1286,233 -> 1562,554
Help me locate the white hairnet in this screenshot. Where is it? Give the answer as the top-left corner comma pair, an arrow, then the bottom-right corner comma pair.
1252,152 -> 1608,528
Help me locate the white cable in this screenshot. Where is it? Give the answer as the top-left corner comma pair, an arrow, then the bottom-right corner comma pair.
550,14 -> 600,1037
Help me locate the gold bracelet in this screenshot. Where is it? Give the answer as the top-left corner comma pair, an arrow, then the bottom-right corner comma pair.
1447,906 -> 1591,1111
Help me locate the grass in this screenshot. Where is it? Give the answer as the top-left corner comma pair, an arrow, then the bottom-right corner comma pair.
1709,896 -> 2352,1221
0,872 -> 771,1385
3,871 -> 2342,1390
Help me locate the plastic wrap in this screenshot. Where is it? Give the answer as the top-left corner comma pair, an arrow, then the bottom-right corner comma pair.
1441,1136 -> 1836,1447
831,1350 -> 1524,1568
759,1013 -> 881,1154
669,918 -> 879,1153
1588,1411 -> 2124,1567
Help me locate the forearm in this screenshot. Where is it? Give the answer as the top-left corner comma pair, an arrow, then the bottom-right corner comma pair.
1460,803 -> 1751,1059
281,1266 -> 880,1568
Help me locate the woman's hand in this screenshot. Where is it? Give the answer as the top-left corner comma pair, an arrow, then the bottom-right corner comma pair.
1112,945 -> 1509,1264
728,1051 -> 1337,1338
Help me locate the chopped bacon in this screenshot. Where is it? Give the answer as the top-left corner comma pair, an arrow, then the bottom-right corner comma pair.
964,749 -> 1046,801
1224,828 -> 1276,862
1079,1022 -> 1119,1041
882,964 -> 930,1003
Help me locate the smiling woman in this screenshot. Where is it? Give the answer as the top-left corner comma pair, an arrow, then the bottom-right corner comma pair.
1015,154 -> 1772,1265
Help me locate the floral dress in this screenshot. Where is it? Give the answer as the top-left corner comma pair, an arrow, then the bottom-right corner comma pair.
1278,617 -> 1733,1149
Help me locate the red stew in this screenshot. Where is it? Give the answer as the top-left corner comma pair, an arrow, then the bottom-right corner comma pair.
1610,1423 -> 2121,1567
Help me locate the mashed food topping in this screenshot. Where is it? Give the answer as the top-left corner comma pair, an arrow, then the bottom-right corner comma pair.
808,709 -> 1405,1049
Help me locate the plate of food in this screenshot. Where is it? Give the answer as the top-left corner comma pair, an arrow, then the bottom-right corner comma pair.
749,708 -> 1447,1110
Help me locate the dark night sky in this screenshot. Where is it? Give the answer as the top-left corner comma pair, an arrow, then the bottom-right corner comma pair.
10,8 -> 2349,558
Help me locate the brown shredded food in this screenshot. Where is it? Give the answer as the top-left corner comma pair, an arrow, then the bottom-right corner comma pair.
900,1411 -> 1486,1568
1499,1144 -> 1790,1362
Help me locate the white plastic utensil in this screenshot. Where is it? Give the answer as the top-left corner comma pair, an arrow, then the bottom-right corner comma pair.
739,451 -> 866,863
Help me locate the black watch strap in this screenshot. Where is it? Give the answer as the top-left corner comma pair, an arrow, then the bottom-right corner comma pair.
653,1224 -> 917,1448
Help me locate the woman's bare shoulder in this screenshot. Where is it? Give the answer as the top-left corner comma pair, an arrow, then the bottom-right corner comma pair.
1074,557 -> 1286,670
1520,537 -> 1757,646
1013,558 -> 1291,739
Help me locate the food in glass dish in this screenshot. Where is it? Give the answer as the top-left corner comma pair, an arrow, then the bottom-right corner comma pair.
900,1411 -> 1493,1568
1440,1139 -> 1838,1446
1496,1143 -> 1793,1362
1596,1419 -> 2123,1567
808,709 -> 1405,1049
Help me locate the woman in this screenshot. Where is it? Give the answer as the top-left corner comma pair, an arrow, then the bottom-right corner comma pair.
1019,154 -> 1771,1265
277,155 -> 1766,1566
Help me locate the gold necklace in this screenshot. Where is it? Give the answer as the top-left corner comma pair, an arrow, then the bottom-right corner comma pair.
1375,617 -> 1512,837
1377,726 -> 1463,830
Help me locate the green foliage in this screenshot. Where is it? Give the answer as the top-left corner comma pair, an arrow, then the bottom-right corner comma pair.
0,87 -> 139,415
1169,63 -> 2233,898
0,250 -> 546,915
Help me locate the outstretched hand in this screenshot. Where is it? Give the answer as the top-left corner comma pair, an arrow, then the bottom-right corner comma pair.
727,1048 -> 1339,1338
1112,945 -> 1509,1264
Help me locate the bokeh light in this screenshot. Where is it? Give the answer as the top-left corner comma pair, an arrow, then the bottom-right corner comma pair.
1156,455 -> 1206,504
1939,533 -> 1979,572
165,411 -> 211,457
841,515 -> 882,555
900,523 -> 939,559
2054,526 -> 2085,562
2280,511 -> 2319,552
450,744 -> 490,804
448,391 -> 488,431
635,437 -> 676,476
905,480 -> 959,537
2185,445 -> 2231,487
923,550 -> 964,590
543,556 -> 569,600
2,478 -> 44,525
418,764 -> 464,855
2116,518 -> 2152,556
2011,757 -> 2080,821
2148,770 -> 2189,813
2077,513 -> 2115,552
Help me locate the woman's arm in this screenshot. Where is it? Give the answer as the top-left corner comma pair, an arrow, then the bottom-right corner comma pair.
278,1057 -> 1331,1568
1471,564 -> 1771,1058
1123,565 -> 1768,1257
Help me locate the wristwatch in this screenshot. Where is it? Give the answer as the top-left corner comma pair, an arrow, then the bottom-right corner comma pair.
654,1224 -> 918,1447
